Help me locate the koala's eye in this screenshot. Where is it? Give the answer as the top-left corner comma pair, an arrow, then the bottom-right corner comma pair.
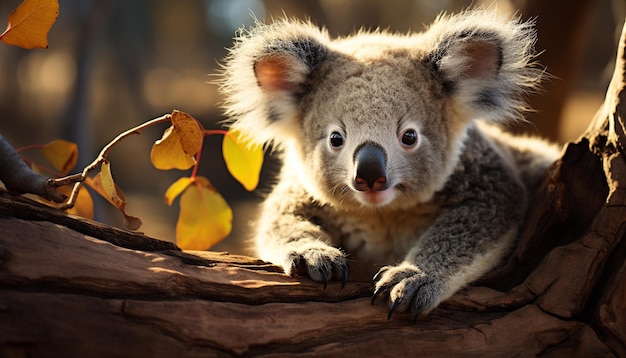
329,132 -> 344,148
400,129 -> 418,147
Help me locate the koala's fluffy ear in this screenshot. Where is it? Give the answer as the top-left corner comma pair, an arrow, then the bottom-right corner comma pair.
221,20 -> 328,147
423,10 -> 542,123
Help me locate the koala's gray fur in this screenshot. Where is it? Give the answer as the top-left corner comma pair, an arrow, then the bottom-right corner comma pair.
220,10 -> 560,320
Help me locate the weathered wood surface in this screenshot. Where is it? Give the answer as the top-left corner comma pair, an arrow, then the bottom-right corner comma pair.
2,15 -> 626,358
0,205 -> 616,357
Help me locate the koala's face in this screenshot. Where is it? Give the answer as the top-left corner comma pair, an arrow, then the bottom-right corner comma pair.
223,15 -> 539,210
299,54 -> 458,209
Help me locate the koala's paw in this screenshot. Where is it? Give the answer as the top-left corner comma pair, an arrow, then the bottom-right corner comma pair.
282,244 -> 349,289
371,263 -> 446,322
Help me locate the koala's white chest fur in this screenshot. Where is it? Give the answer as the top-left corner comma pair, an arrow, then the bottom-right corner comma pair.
327,204 -> 442,280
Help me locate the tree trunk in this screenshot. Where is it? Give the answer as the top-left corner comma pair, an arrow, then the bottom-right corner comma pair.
513,0 -> 596,141
2,17 -> 626,358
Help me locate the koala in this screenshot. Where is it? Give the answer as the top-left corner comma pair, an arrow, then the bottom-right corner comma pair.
220,10 -> 560,320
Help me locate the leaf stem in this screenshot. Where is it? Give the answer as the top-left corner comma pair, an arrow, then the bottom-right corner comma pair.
191,142 -> 202,179
22,157 -> 64,177
14,143 -> 44,153
189,128 -> 227,179
204,129 -> 228,136
56,113 -> 172,209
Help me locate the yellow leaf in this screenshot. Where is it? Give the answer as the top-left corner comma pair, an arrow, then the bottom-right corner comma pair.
87,170 -> 143,231
176,176 -> 232,250
151,126 -> 196,170
41,139 -> 78,175
65,185 -> 94,220
165,177 -> 193,206
100,162 -> 118,203
0,0 -> 59,49
30,162 -> 46,175
223,129 -> 264,191
36,184 -> 94,220
171,110 -> 203,156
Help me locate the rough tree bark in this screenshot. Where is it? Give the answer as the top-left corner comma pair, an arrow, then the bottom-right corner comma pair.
2,17 -> 626,358
0,134 -> 67,203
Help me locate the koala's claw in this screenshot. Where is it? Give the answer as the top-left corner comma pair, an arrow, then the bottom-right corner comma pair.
371,266 -> 391,305
319,266 -> 329,290
372,263 -> 445,320
387,300 -> 400,320
371,286 -> 383,305
411,311 -> 420,325
284,245 -> 348,289
372,266 -> 388,284
340,265 -> 349,289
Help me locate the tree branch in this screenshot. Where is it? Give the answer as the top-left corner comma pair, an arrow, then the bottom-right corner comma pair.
1,113 -> 172,209
0,133 -> 66,202
56,113 -> 171,209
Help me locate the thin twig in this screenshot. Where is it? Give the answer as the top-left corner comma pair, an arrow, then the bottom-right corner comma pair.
56,113 -> 172,209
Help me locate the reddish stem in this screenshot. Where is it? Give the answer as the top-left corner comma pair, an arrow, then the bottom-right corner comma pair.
204,129 -> 228,136
20,157 -> 64,177
189,129 -> 229,179
14,143 -> 44,153
190,139 -> 203,179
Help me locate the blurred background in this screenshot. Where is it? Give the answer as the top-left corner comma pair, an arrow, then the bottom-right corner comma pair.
0,0 -> 623,255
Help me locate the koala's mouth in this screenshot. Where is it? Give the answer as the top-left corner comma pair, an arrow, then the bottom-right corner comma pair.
353,186 -> 396,207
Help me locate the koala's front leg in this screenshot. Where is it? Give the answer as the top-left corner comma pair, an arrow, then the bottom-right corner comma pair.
372,173 -> 525,320
372,208 -> 518,320
255,184 -> 348,288
257,218 -> 349,288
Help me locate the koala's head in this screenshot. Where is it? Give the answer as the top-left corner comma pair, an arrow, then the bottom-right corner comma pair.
221,10 -> 540,210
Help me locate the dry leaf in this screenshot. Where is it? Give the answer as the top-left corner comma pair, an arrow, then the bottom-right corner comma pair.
151,126 -> 196,170
66,185 -> 94,219
171,110 -> 202,156
223,129 -> 264,191
176,176 -> 232,250
36,184 -> 94,220
0,0 -> 59,49
62,185 -> 93,219
41,139 -> 78,175
87,164 -> 142,231
100,162 -> 119,203
30,161 -> 47,175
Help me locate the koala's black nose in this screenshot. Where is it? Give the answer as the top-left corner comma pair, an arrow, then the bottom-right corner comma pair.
353,142 -> 387,191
